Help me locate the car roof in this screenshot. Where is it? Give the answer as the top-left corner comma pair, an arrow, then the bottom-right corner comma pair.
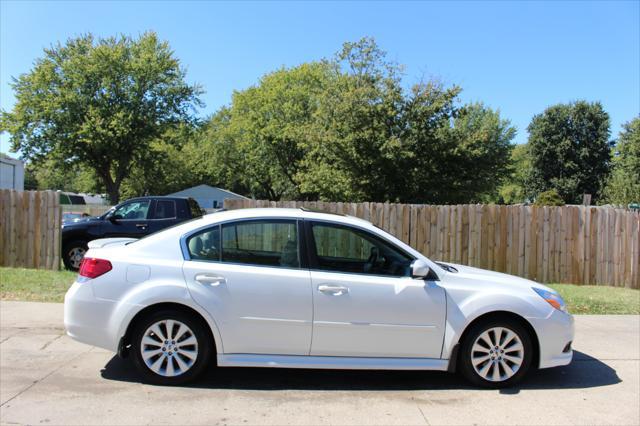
200,207 -> 372,227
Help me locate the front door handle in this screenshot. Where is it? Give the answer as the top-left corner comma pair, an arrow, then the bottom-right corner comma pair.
135,223 -> 148,230
195,274 -> 226,287
318,284 -> 349,296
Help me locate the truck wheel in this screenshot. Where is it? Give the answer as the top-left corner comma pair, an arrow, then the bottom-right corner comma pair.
63,240 -> 88,271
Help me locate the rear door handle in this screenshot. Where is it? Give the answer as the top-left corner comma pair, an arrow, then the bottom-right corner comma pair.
318,284 -> 349,296
195,274 -> 226,287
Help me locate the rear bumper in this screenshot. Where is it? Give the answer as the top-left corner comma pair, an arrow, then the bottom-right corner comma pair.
529,310 -> 574,369
64,280 -> 120,352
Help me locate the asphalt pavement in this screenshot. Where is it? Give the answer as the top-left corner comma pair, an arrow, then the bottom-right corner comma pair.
1,301 -> 638,425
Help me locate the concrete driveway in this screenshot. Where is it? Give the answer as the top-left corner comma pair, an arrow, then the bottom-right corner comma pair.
1,301 -> 638,426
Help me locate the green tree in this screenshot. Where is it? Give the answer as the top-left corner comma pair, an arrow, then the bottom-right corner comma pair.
227,62 -> 332,199
29,158 -> 99,194
197,37 -> 515,203
1,32 -> 202,203
303,39 -> 515,203
534,188 -> 565,206
498,143 -> 531,204
601,117 -> 640,205
119,124 -> 200,199
526,101 -> 611,203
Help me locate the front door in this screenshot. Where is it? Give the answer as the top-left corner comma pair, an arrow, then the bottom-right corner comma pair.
102,199 -> 152,238
307,221 -> 446,358
182,219 -> 313,355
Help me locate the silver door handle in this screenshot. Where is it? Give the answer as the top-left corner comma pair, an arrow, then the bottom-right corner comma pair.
318,284 -> 349,296
195,274 -> 226,286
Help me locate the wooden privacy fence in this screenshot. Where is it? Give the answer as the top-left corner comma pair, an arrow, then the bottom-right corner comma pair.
0,190 -> 61,270
225,199 -> 640,288
62,204 -> 111,217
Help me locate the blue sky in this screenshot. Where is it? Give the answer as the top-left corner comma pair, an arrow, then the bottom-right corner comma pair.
1,0 -> 639,156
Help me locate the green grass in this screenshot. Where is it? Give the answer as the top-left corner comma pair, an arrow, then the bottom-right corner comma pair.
1,267 -> 639,314
1,267 -> 76,303
549,284 -> 640,315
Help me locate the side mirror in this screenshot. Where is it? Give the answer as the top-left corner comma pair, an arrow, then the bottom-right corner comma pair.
108,213 -> 121,222
411,259 -> 431,279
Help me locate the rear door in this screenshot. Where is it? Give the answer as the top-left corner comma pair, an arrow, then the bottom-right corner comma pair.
182,219 -> 313,355
306,220 -> 446,358
147,199 -> 181,234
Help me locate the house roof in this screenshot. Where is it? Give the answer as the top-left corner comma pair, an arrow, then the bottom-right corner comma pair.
166,184 -> 249,200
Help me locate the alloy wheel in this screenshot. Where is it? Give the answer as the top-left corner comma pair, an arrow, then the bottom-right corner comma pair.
68,247 -> 86,270
470,326 -> 524,382
140,319 -> 199,377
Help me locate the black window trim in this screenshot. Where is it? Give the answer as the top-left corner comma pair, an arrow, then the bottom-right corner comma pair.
181,217 -> 304,270
303,219 -> 439,280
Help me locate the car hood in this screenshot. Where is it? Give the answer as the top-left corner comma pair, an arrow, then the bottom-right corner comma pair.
62,217 -> 101,227
439,261 -> 553,292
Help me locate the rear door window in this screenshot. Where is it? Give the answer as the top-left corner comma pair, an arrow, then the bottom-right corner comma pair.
221,220 -> 300,268
153,200 -> 176,219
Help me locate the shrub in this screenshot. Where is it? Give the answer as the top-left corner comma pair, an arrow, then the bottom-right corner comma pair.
534,189 -> 565,206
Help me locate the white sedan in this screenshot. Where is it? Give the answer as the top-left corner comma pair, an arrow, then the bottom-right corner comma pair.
64,208 -> 574,387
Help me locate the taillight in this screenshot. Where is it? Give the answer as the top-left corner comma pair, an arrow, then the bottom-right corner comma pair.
79,258 -> 112,279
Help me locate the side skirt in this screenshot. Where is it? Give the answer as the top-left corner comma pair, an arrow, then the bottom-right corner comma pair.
217,354 -> 449,371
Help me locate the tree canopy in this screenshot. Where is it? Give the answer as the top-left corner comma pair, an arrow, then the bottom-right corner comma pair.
601,117 -> 640,205
195,38 -> 516,203
4,34 -> 628,207
1,32 -> 202,203
525,101 -> 611,204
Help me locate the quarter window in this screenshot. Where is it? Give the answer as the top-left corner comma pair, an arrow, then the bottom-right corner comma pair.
310,222 -> 413,277
187,226 -> 220,261
221,220 -> 299,268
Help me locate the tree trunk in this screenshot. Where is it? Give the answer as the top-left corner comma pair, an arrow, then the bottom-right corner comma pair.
101,173 -> 120,205
106,184 -> 120,205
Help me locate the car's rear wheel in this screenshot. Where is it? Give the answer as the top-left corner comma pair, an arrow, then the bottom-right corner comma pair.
62,240 -> 88,271
459,319 -> 533,388
131,310 -> 212,385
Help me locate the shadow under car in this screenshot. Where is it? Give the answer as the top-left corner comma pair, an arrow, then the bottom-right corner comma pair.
100,350 -> 620,392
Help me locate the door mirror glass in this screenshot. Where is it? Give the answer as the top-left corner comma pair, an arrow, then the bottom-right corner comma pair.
411,259 -> 431,279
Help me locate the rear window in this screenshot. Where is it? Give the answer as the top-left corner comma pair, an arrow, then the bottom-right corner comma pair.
189,199 -> 204,218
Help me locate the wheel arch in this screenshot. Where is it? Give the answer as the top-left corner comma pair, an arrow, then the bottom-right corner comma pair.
118,302 -> 219,360
448,310 -> 540,373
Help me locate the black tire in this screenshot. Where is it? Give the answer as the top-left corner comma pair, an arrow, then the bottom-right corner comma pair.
62,240 -> 88,271
131,309 -> 212,385
458,318 -> 533,388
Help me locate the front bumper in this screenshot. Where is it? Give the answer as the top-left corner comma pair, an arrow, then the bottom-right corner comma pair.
64,280 -> 120,352
529,309 -> 575,369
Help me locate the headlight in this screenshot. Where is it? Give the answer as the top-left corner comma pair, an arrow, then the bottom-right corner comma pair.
533,288 -> 568,313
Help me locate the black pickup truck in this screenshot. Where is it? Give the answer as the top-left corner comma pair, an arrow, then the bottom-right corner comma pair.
62,196 -> 204,270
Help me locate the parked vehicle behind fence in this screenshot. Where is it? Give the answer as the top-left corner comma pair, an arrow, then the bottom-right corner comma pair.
61,196 -> 204,270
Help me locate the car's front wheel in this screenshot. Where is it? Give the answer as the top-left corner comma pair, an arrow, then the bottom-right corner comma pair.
459,319 -> 533,388
131,310 -> 212,385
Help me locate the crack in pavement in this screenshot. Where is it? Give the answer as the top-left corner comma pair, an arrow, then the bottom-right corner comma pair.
39,333 -> 64,350
417,406 -> 431,425
0,347 -> 93,408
